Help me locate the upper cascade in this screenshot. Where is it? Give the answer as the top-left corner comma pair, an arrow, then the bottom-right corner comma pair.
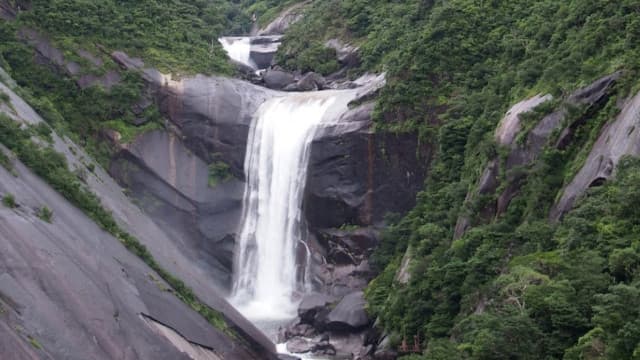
219,35 -> 283,70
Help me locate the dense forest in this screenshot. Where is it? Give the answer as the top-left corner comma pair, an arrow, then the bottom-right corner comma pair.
2,0 -> 640,359
277,1 -> 640,359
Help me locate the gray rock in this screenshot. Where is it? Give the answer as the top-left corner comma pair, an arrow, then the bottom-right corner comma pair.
257,2 -> 308,35
0,78 -> 277,359
551,89 -> 640,220
298,293 -> 336,324
327,292 -> 369,331
249,35 -> 283,69
325,39 -> 360,68
305,101 -> 429,229
110,130 -> 244,287
287,72 -> 326,92
263,69 -> 296,90
286,337 -> 315,354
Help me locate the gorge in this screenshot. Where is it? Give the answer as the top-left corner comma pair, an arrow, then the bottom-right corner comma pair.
2,1 -> 640,360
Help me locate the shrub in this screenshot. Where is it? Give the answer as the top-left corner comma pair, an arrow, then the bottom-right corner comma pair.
37,206 -> 53,223
2,193 -> 16,208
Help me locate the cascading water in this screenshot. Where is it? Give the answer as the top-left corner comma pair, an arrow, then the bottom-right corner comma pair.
218,37 -> 256,69
230,90 -> 357,324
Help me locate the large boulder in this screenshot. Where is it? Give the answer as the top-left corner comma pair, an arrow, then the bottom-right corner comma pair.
263,69 -> 296,90
326,292 -> 370,331
298,293 -> 336,324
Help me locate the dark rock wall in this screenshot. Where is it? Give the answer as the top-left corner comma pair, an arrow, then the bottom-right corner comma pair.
305,103 -> 431,230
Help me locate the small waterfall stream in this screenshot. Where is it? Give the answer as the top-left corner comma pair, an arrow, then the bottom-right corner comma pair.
219,37 -> 256,69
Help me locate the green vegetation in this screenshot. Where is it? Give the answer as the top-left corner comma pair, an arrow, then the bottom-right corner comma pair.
16,0 -> 245,75
0,89 -> 9,103
0,22 -> 164,166
272,1 -> 640,359
28,336 -> 42,350
37,206 -> 53,223
0,150 -> 13,173
0,113 -> 230,336
2,193 -> 16,208
207,161 -> 233,188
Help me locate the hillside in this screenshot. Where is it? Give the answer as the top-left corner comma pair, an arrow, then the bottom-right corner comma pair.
1,0 -> 640,359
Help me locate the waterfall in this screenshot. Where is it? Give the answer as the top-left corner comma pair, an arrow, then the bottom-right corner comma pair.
231,90 -> 357,322
218,37 -> 256,69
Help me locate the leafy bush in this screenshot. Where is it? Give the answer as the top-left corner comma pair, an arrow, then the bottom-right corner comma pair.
208,161 -> 232,188
37,206 -> 53,223
2,193 -> 16,208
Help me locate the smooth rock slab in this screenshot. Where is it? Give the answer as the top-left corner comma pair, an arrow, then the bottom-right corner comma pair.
326,291 -> 369,331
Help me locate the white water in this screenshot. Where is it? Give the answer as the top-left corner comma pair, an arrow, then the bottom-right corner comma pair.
218,37 -> 256,69
230,90 -> 357,323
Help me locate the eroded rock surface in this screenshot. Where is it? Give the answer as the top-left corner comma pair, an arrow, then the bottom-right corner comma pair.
551,90 -> 640,220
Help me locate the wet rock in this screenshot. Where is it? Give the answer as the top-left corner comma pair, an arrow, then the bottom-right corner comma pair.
316,227 -> 379,265
249,35 -> 283,69
287,337 -> 315,354
263,69 -> 296,90
327,292 -> 370,331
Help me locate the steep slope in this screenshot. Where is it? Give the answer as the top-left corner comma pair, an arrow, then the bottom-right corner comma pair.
0,67 -> 275,358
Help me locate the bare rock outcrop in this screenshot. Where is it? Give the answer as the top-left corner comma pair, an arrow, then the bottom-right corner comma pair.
551,89 -> 640,220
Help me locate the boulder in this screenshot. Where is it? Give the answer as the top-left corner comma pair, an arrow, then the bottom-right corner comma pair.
286,337 -> 315,354
263,69 -> 296,90
285,72 -> 326,92
327,292 -> 370,331
298,293 -> 336,323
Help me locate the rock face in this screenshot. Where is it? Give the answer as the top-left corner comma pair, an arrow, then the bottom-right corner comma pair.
551,88 -> 640,220
263,68 -> 296,90
304,101 -> 430,229
0,152 -> 259,359
110,130 -> 244,288
454,73 -> 620,238
249,35 -> 283,69
0,76 -> 277,359
18,28 -> 121,89
112,51 -> 281,176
